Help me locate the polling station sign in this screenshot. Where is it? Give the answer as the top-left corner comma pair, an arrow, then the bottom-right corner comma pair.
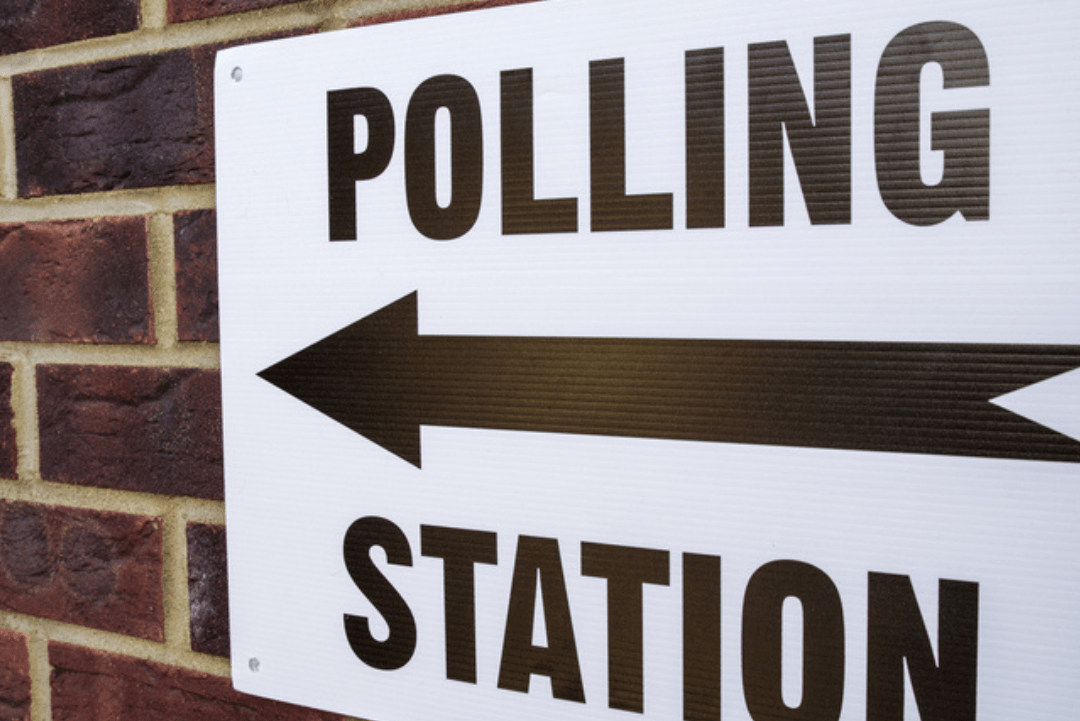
215,1 -> 1080,720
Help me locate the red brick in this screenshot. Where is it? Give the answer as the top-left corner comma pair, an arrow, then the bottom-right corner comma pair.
352,0 -> 542,27
0,502 -> 163,641
13,30 -> 313,198
0,218 -> 153,344
168,0 -> 305,23
50,643 -> 351,721
187,523 -> 229,657
0,629 -> 30,721
38,366 -> 224,500
0,0 -> 139,56
174,210 -> 220,343
0,364 -> 14,480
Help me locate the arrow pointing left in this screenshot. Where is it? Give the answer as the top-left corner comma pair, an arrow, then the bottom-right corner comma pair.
258,293 -> 1080,468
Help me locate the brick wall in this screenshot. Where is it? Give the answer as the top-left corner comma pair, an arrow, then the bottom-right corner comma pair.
0,1 -> 533,718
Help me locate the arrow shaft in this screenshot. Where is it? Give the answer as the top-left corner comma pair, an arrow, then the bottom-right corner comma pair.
411,337 -> 1080,463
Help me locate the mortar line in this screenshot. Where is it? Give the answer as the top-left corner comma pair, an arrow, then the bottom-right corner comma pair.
0,0 -> 482,78
0,342 -> 220,370
0,609 -> 231,678
141,0 -> 169,30
0,1 -> 330,77
27,629 -> 51,721
10,353 -> 39,485
0,184 -> 216,223
0,75 -> 16,200
181,496 -> 228,526
332,0 -> 486,26
0,477 -> 203,518
0,487 -> 224,542
162,501 -> 194,654
148,212 -> 179,350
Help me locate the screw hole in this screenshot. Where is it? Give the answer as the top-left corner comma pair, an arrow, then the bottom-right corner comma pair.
232,67 -> 243,82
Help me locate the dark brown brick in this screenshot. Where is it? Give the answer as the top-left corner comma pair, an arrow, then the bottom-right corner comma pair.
14,49 -> 215,197
50,643 -> 351,721
13,30 -> 313,198
168,0 -> 305,23
0,0 -> 139,57
0,502 -> 163,641
38,366 -> 224,500
352,0 -> 542,27
187,523 -> 228,657
0,218 -> 153,344
0,364 -> 14,480
0,629 -> 30,721
174,210 -> 219,343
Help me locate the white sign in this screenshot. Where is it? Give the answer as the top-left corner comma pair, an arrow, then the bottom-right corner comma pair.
215,1 -> 1080,720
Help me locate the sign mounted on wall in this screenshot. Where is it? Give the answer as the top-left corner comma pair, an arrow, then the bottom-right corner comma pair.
215,1 -> 1080,720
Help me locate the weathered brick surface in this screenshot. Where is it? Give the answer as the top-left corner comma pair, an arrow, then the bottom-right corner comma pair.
174,210 -> 220,342
0,218 -> 153,344
38,366 -> 224,500
352,0 -> 542,27
187,523 -> 229,657
0,364 -> 14,480
13,30 -> 312,198
168,0 -> 306,23
14,49 -> 216,197
0,629 -> 30,721
0,0 -> 139,57
50,643 -> 351,721
0,502 -> 163,641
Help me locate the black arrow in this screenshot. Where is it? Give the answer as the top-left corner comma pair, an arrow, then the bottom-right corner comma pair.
258,292 -> 1080,468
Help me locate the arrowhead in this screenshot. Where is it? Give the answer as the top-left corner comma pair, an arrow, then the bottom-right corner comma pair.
258,293 -> 424,468
991,367 -> 1080,444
